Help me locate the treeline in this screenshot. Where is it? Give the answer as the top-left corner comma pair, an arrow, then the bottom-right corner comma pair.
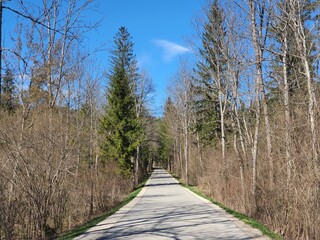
0,1 -> 153,239
158,0 -> 320,239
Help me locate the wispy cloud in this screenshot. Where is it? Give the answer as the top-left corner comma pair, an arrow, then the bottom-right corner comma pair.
153,39 -> 190,62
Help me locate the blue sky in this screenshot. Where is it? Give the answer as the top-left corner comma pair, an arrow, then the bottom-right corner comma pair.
3,0 -> 205,115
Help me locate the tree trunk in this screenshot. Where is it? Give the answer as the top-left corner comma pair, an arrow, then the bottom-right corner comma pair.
281,27 -> 292,184
184,122 -> 189,185
251,93 -> 260,214
219,88 -> 226,174
249,0 -> 273,189
291,0 -> 318,164
233,127 -> 246,210
231,69 -> 246,209
196,132 -> 204,171
249,0 -> 263,213
135,145 -> 140,186
179,135 -> 183,178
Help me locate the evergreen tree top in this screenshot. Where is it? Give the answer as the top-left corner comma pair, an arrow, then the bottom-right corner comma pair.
109,27 -> 136,74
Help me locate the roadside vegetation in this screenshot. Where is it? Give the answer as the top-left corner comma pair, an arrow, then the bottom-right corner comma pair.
0,1 -> 154,239
178,180 -> 283,240
58,176 -> 149,240
157,1 -> 320,239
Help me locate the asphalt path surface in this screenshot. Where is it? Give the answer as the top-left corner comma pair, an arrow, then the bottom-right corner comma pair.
75,169 -> 269,240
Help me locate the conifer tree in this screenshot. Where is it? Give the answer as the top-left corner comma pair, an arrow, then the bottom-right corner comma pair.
192,0 -> 225,144
100,27 -> 142,176
1,68 -> 16,114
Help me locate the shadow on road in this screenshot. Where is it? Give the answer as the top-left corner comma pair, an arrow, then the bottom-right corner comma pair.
78,169 -> 264,240
145,182 -> 180,187
83,203 -> 258,239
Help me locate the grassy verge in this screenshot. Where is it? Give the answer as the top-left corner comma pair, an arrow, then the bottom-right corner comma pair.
176,179 -> 283,240
58,177 -> 149,240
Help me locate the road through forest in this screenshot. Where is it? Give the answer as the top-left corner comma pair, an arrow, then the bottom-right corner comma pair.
75,169 -> 269,240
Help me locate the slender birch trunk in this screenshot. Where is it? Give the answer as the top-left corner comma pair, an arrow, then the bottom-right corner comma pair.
249,0 -> 264,211
231,67 -> 246,208
281,27 -> 292,184
233,121 -> 246,209
184,116 -> 189,185
249,0 -> 274,189
251,90 -> 261,213
218,86 -> 226,174
196,132 -> 204,171
179,134 -> 183,178
290,0 -> 318,164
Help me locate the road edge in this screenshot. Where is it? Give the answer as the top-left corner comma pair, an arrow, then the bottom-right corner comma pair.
74,175 -> 153,240
59,173 -> 153,240
182,186 -> 270,240
169,171 -> 281,240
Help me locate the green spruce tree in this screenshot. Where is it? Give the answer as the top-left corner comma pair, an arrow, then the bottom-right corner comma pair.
192,0 -> 225,144
2,68 -> 16,114
100,27 -> 142,176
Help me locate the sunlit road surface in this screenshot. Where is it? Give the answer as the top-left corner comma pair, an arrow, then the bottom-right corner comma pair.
75,169 -> 269,240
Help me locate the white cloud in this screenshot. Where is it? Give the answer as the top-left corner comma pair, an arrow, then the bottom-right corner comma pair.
153,39 -> 190,62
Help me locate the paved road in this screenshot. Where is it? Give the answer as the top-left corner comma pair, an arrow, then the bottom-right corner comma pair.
76,169 -> 269,240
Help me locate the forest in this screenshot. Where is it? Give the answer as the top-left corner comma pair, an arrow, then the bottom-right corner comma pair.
0,0 -> 319,239
159,0 -> 320,239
